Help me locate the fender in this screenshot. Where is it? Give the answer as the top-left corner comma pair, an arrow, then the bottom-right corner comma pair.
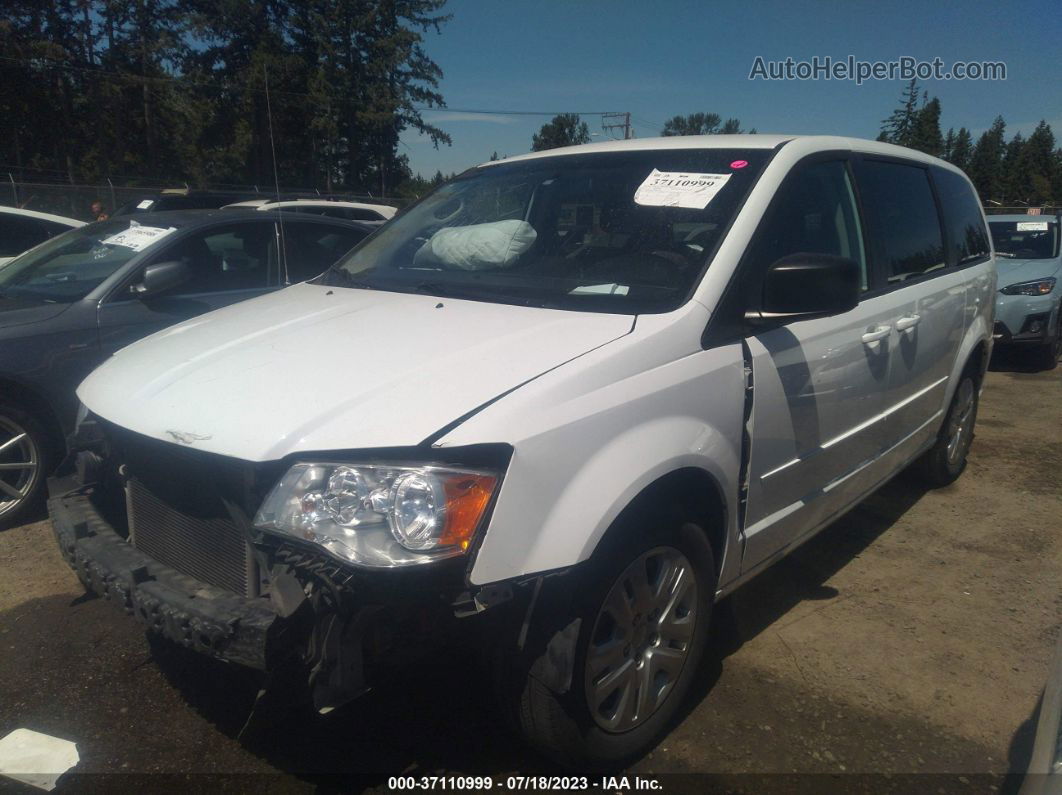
447,337 -> 747,586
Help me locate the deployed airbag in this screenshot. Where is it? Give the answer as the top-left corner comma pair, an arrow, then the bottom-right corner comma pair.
415,220 -> 537,270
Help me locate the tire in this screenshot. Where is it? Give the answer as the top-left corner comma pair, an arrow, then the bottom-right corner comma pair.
509,513 -> 717,769
0,402 -> 52,529
913,371 -> 979,488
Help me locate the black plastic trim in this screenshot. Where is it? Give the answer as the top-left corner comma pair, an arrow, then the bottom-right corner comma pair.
48,477 -> 283,670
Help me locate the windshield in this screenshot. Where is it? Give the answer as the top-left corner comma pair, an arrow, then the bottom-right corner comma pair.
0,219 -> 176,303
989,220 -> 1059,260
324,149 -> 771,313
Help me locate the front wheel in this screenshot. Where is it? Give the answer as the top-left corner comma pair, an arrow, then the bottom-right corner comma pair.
510,517 -> 716,768
912,372 -> 979,487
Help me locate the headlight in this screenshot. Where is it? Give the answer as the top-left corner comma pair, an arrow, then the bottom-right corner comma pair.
1000,278 -> 1055,296
254,463 -> 498,567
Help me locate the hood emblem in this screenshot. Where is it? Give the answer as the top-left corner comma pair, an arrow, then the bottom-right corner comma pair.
166,430 -> 212,445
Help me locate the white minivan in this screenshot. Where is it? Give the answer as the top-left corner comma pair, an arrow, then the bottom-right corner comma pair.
50,135 -> 995,766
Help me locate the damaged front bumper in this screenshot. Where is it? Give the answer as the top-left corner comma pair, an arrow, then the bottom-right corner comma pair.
48,464 -> 530,713
49,476 -> 286,670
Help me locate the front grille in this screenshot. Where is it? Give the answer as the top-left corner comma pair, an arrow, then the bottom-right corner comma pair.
100,422 -> 262,599
127,478 -> 253,596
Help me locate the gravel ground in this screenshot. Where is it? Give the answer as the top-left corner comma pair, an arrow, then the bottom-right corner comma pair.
0,353 -> 1059,793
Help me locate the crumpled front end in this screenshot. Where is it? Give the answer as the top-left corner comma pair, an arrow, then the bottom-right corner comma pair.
48,418 -> 524,711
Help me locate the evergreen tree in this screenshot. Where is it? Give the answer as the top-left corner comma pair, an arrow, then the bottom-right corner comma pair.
531,113 -> 590,151
1053,148 -> 1062,204
909,97 -> 943,156
1000,132 -> 1027,203
0,0 -> 453,196
968,116 -> 1007,201
879,79 -> 920,146
943,128 -> 956,162
949,127 -> 974,172
1023,121 -> 1057,203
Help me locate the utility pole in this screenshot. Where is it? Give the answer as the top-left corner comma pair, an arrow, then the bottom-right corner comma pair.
602,112 -> 632,140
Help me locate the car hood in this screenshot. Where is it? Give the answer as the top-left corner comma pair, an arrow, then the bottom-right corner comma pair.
997,257 -> 1062,289
78,282 -> 634,461
0,296 -> 71,331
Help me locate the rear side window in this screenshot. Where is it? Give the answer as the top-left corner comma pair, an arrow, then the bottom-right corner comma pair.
0,214 -> 51,256
857,160 -> 945,283
932,168 -> 990,265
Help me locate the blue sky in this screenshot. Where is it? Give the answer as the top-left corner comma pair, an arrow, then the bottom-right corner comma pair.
399,0 -> 1062,176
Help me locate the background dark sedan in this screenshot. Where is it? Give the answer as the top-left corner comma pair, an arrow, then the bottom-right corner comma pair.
0,209 -> 372,526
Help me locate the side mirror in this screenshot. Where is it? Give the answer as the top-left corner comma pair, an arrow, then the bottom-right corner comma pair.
132,260 -> 190,298
747,253 -> 860,324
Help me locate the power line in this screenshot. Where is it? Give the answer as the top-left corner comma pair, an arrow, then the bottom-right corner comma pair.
421,108 -> 621,117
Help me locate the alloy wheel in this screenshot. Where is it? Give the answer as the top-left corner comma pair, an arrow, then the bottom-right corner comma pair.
0,414 -> 41,519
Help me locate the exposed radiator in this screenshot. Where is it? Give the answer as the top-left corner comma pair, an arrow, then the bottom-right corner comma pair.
127,477 -> 254,597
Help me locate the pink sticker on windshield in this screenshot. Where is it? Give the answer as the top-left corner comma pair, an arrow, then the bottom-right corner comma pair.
730,160 -> 748,169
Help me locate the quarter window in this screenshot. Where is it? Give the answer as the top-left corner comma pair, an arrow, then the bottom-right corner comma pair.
857,161 -> 945,282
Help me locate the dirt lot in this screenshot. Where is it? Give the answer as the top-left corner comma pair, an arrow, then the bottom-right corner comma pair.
0,354 -> 1059,793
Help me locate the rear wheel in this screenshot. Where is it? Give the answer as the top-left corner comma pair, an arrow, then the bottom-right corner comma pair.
510,516 -> 716,768
0,403 -> 51,529
913,372 -> 978,487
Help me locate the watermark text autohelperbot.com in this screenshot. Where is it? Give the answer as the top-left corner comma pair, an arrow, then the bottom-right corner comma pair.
749,56 -> 1006,85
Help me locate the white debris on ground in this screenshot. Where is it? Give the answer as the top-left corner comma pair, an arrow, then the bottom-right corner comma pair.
0,728 -> 79,791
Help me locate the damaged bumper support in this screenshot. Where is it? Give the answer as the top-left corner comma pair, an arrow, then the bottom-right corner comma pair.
48,469 -> 532,714
49,477 -> 285,670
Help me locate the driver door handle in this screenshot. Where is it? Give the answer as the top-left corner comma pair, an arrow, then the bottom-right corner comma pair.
861,326 -> 892,345
895,314 -> 921,333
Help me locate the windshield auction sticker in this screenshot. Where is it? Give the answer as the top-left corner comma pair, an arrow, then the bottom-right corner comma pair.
634,169 -> 732,209
102,224 -> 177,251
1016,221 -> 1049,231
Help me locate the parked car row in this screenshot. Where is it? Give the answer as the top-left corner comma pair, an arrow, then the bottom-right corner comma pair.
0,209 -> 373,525
25,134 -> 1008,768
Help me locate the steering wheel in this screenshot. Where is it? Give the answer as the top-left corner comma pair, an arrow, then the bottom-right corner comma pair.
430,196 -> 464,226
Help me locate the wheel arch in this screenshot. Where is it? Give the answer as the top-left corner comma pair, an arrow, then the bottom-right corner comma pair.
0,375 -> 65,457
945,318 -> 991,409
591,466 -> 729,578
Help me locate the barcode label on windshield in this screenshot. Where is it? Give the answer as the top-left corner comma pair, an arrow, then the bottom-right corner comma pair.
634,170 -> 732,209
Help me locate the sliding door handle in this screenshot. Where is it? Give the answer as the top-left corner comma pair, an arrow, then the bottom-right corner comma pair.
861,326 -> 892,345
895,314 -> 921,333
